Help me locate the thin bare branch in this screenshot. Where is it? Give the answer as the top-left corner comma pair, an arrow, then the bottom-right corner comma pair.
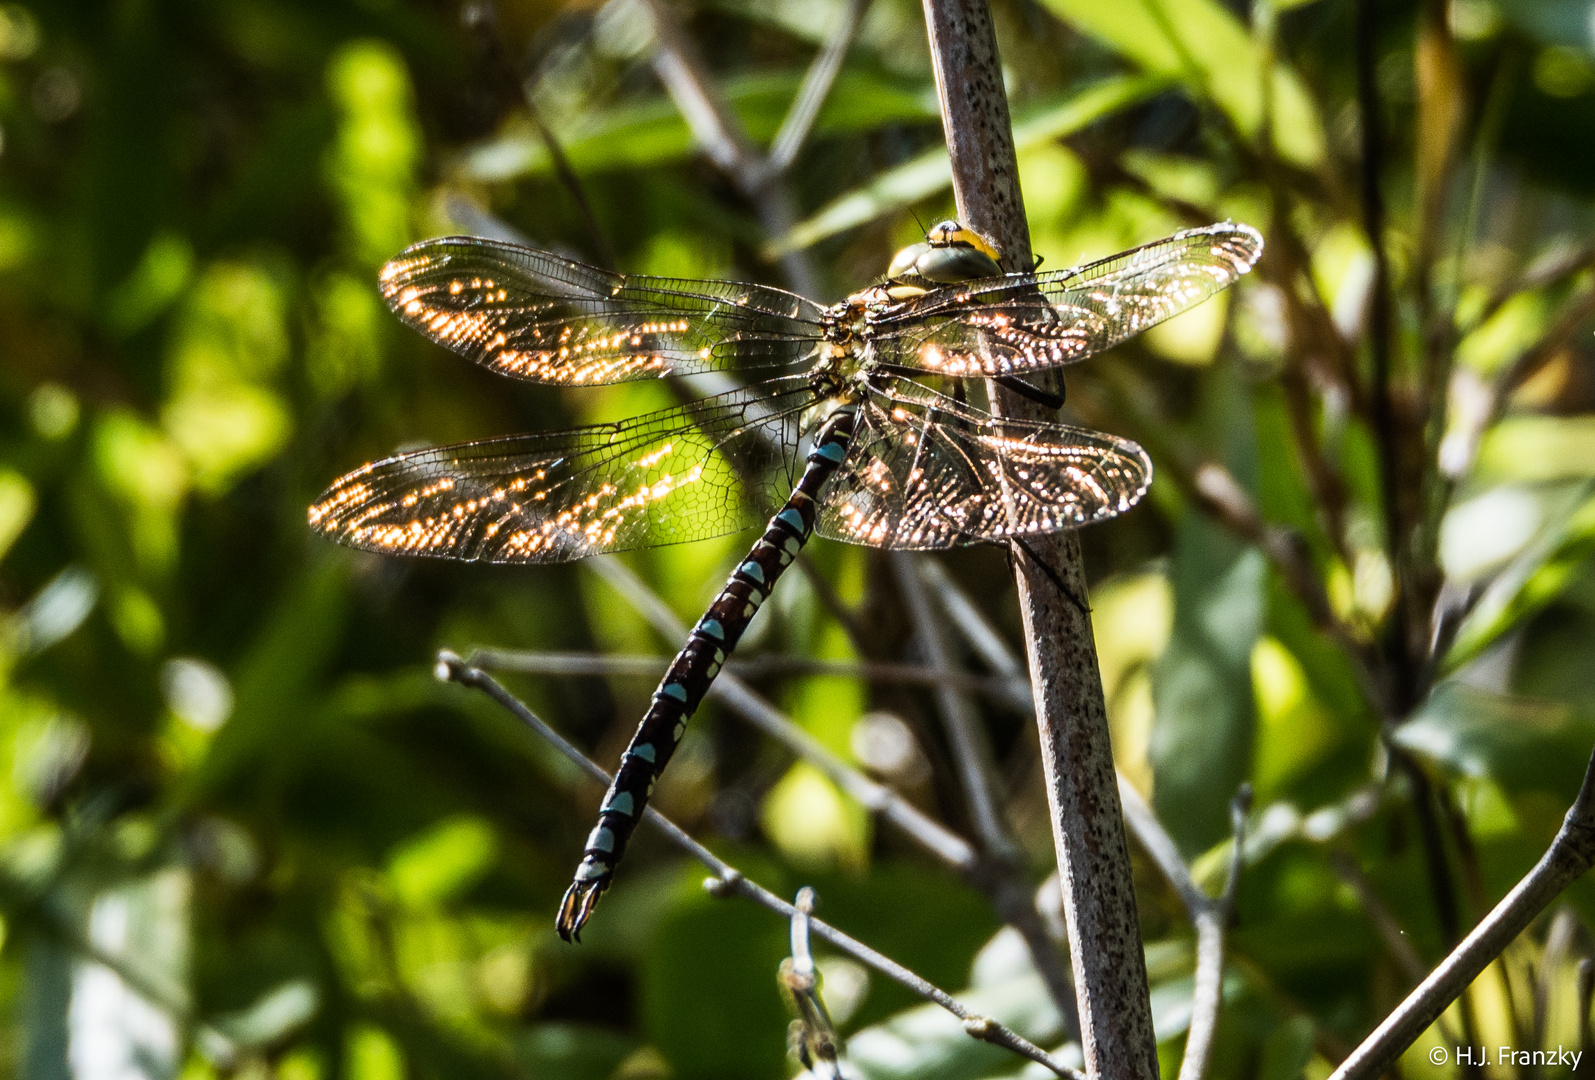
917,557 -> 1024,678
468,646 -> 1027,700
892,553 -> 1012,856
1329,743 -> 1595,1080
769,0 -> 871,172
437,651 -> 1083,1080
1119,776 -> 1208,917
782,887 -> 845,1080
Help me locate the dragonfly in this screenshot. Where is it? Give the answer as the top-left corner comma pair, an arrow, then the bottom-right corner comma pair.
308,218 -> 1263,941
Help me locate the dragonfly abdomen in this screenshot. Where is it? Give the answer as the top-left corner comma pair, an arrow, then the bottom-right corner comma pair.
555,407 -> 859,941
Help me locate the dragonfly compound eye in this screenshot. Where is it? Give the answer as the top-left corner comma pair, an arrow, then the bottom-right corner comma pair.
886,240 -> 935,281
913,242 -> 1003,283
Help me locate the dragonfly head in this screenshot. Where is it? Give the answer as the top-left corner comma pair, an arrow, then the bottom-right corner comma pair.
886,220 -> 1003,287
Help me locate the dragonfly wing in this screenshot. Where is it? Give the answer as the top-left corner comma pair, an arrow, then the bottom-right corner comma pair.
816,378 -> 1151,549
869,222 -> 1262,377
309,379 -> 812,563
380,236 -> 827,385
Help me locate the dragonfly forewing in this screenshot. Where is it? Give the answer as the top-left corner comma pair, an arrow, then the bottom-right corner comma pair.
380,236 -> 827,386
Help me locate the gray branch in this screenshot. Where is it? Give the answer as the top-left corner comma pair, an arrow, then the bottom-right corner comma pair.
468,645 -> 1027,701
918,0 -> 1159,1073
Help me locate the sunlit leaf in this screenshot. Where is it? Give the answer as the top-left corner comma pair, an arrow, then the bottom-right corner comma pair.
766,75 -> 1169,256
387,815 -> 498,908
0,467 -> 36,559
1034,0 -> 1326,167
1449,484 -> 1595,669
1476,416 -> 1595,483
211,980 -> 318,1049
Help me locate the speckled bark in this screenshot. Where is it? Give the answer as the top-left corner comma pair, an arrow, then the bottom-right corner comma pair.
921,1 -> 1159,1076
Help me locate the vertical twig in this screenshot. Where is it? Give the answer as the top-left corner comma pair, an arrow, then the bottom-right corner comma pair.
1354,0 -> 1409,706
1535,906 -> 1579,1051
1578,959 -> 1595,1065
919,1 -> 1159,1073
1178,787 -> 1251,1080
781,887 -> 845,1080
892,553 -> 1012,855
640,0 -> 823,296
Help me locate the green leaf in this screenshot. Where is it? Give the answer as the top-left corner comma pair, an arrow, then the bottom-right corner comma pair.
460,70 -> 936,182
1395,682 -> 1595,802
843,970 -> 1070,1080
1153,524 -> 1265,853
1033,0 -> 1326,167
766,74 -> 1169,257
1153,367 -> 1265,853
642,879 -> 791,1080
1449,484 -> 1595,669
1476,416 -> 1595,484
386,815 -> 498,908
515,1024 -> 639,1080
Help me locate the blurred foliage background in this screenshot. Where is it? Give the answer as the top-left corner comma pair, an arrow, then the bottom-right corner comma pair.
4,0 -> 1595,1078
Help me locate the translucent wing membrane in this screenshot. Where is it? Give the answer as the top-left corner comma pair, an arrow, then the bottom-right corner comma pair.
379,237 -> 827,385
818,377 -> 1152,548
308,379 -> 814,562
868,222 -> 1263,377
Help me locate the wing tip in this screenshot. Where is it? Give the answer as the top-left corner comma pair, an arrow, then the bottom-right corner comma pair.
1173,220 -> 1265,274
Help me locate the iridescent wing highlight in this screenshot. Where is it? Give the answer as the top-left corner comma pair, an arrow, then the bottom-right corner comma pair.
817,377 -> 1151,549
379,237 -> 827,385
868,222 -> 1262,377
308,380 -> 813,563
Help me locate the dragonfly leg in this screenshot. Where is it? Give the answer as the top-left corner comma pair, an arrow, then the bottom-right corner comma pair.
1010,534 -> 1090,618
993,373 -> 1065,410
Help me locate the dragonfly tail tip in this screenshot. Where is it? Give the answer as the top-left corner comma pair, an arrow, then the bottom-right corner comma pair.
556,876 -> 608,943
